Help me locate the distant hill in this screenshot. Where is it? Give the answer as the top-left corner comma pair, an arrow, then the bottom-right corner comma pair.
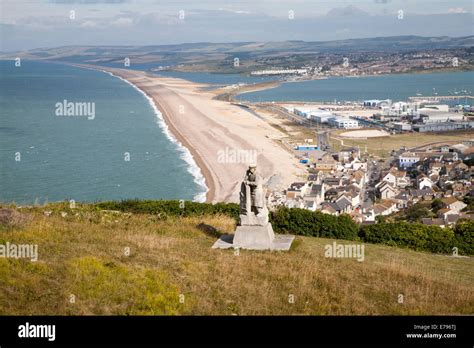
2,35 -> 473,74
3,35 -> 473,59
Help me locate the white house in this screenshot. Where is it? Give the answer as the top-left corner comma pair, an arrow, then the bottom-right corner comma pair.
346,158 -> 367,171
303,184 -> 326,209
286,182 -> 311,199
378,182 -> 399,199
441,197 -> 467,212
398,152 -> 420,168
417,175 -> 433,190
373,200 -> 399,216
379,168 -> 410,188
437,208 -> 458,220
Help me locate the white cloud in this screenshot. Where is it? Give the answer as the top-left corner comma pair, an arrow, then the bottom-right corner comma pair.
218,8 -> 252,15
110,17 -> 133,26
448,8 -> 467,14
80,20 -> 98,28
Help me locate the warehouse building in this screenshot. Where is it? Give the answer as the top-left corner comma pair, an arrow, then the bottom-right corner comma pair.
293,107 -> 313,118
393,122 -> 412,132
363,99 -> 391,108
419,104 -> 450,112
382,101 -> 418,117
293,107 -> 336,122
328,117 -> 359,129
310,110 -> 334,120
413,122 -> 474,133
313,114 -> 334,124
419,111 -> 464,124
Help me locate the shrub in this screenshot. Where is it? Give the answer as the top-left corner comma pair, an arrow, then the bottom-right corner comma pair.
270,207 -> 359,240
453,219 -> 474,255
399,203 -> 435,223
0,208 -> 30,230
431,199 -> 444,213
359,221 -> 473,255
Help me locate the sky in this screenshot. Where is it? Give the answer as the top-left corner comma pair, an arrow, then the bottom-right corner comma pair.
1,0 -> 473,51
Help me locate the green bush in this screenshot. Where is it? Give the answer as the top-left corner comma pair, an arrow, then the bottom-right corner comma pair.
359,221 -> 473,255
270,207 -> 359,240
398,202 -> 435,223
453,219 -> 474,255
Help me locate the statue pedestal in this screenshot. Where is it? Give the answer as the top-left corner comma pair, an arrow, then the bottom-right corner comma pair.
233,223 -> 275,250
212,218 -> 294,251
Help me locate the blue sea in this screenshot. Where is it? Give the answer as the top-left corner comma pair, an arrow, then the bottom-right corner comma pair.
0,60 -> 206,204
236,71 -> 474,103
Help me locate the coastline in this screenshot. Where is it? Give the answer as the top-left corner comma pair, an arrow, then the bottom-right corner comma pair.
100,69 -> 209,203
147,87 -> 214,203
65,62 -> 210,202
69,63 -> 304,203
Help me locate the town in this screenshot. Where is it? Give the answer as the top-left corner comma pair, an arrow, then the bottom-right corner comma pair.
267,99 -> 474,227
250,47 -> 473,79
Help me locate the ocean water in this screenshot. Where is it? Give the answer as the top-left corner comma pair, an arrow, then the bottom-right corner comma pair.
236,71 -> 474,103
0,60 -> 205,204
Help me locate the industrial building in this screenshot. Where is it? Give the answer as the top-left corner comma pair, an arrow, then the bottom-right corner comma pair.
309,110 -> 334,120
328,117 -> 359,129
419,111 -> 464,124
393,122 -> 412,132
420,104 -> 450,112
412,121 -> 474,132
382,101 -> 418,117
313,114 -> 334,124
293,107 -> 314,118
293,107 -> 335,121
363,99 -> 391,108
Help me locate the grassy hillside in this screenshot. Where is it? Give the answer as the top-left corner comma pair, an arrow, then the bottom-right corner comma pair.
0,203 -> 472,315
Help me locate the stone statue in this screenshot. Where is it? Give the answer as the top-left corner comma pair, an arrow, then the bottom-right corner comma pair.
212,165 -> 294,251
239,165 -> 268,226
240,166 -> 268,225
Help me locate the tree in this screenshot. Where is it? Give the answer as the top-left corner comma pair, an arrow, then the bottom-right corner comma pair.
404,203 -> 435,222
453,220 -> 474,255
431,198 -> 444,213
463,158 -> 474,167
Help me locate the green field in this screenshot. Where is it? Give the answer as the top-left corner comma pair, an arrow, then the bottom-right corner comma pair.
330,130 -> 474,158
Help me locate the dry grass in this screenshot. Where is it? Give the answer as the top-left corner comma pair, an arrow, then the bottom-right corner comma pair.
0,205 -> 472,315
0,208 -> 31,229
330,130 -> 474,158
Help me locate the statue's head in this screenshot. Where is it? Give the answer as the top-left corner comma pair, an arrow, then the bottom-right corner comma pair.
248,165 -> 256,174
